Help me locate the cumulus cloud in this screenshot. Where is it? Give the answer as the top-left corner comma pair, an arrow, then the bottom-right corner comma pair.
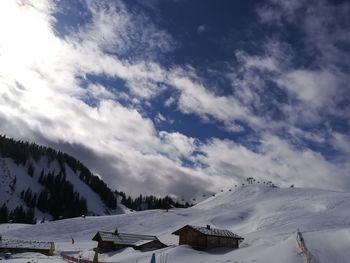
0,0 -> 349,199
168,67 -> 264,130
0,0 -> 245,198
277,69 -> 341,105
0,0 -> 198,196
228,0 -> 350,129
195,135 -> 349,190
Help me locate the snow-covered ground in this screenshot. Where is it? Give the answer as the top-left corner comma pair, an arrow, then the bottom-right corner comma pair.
1,185 -> 350,262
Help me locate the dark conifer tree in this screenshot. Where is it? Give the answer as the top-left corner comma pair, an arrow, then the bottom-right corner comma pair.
0,204 -> 9,223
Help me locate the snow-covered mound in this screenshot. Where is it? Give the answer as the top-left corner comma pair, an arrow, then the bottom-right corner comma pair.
2,185 -> 350,262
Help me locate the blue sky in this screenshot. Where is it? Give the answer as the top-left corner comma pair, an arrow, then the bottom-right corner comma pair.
0,0 -> 349,198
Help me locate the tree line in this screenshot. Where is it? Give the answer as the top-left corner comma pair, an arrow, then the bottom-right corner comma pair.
0,204 -> 35,224
118,192 -> 192,211
18,171 -> 89,220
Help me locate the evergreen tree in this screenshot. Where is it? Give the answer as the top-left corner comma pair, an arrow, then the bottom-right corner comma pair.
27,163 -> 35,177
0,204 -> 9,223
119,193 -> 192,211
37,172 -> 88,219
8,205 -> 35,224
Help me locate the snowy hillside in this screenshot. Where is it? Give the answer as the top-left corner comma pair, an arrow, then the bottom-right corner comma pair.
0,136 -> 118,220
0,156 -> 109,218
2,185 -> 350,262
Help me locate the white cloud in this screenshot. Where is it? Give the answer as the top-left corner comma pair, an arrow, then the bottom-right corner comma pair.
164,96 -> 176,107
0,0 -> 349,199
197,24 -> 207,34
277,69 -> 339,105
228,0 -> 350,128
196,135 -> 349,191
155,112 -> 166,123
331,133 -> 350,156
85,84 -> 116,101
0,0 -> 205,197
1,0 -> 257,198
159,131 -> 197,160
154,112 -> 174,124
168,68 -> 263,130
236,50 -> 280,72
76,0 -> 175,57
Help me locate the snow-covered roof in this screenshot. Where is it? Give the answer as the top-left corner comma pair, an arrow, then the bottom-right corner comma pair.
93,231 -> 159,247
173,225 -> 244,240
0,238 -> 52,250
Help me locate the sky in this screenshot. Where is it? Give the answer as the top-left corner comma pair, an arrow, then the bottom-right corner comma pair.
0,0 -> 349,199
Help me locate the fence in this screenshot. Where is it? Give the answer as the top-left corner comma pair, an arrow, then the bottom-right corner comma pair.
61,251 -> 168,263
61,252 -> 105,263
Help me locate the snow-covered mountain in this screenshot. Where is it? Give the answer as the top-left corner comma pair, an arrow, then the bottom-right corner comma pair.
2,184 -> 350,262
0,135 -> 118,221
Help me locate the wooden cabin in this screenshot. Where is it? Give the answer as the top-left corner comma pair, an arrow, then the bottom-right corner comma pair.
172,225 -> 244,249
0,236 -> 54,256
92,230 -> 167,253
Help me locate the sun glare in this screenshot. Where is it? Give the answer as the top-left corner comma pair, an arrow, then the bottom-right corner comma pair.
0,1 -> 61,78
0,0 -> 69,113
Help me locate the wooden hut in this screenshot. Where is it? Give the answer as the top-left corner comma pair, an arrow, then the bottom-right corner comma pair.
0,236 -> 54,256
172,225 -> 243,249
92,230 -> 167,253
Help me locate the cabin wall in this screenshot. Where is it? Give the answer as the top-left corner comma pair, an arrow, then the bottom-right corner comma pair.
178,228 -> 207,248
97,241 -> 117,252
138,240 -> 167,251
175,227 -> 242,249
207,236 -> 219,248
207,236 -> 239,248
221,237 -> 238,248
177,229 -> 240,249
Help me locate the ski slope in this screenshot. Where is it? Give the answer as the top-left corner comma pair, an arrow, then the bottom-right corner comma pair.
1,185 -> 350,262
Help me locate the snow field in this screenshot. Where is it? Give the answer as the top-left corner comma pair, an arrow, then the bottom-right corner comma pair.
2,185 -> 350,262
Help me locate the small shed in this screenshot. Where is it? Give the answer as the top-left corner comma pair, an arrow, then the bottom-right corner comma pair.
0,236 -> 54,256
92,231 -> 167,252
172,225 -> 244,249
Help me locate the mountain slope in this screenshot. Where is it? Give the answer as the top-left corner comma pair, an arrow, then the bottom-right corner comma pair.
2,184 -> 350,262
0,135 -> 117,220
